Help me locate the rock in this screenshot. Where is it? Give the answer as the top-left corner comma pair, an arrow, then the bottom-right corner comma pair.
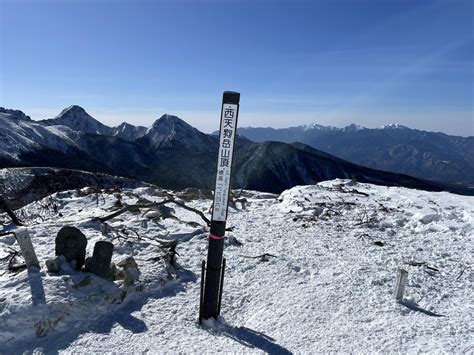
85,241 -> 114,279
144,211 -> 161,219
79,187 -> 94,195
116,256 -> 140,285
156,205 -> 175,219
55,226 -> 87,270
227,235 -> 243,247
100,223 -> 109,235
117,255 -> 139,269
177,187 -> 213,201
73,275 -> 92,289
45,257 -> 60,273
419,213 -> 441,224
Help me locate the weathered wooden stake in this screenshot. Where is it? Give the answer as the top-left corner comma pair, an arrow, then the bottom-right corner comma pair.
14,228 -> 40,269
393,268 -> 408,301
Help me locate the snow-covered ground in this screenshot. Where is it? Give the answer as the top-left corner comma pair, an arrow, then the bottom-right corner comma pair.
0,179 -> 472,353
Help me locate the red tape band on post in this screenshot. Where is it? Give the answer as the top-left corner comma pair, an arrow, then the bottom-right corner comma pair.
209,233 -> 224,240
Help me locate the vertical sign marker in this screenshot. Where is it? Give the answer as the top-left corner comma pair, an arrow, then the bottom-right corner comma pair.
201,91 -> 240,321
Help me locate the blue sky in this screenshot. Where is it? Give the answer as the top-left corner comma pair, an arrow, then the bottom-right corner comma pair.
1,0 -> 472,135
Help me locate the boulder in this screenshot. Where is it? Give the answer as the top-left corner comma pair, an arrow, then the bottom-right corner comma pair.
116,256 -> 140,285
45,257 -> 60,273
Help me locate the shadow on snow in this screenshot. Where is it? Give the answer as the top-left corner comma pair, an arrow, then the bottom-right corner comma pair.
4,267 -> 197,354
400,298 -> 446,317
203,322 -> 292,355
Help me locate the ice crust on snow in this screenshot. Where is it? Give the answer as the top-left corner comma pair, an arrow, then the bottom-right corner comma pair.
0,179 -> 472,353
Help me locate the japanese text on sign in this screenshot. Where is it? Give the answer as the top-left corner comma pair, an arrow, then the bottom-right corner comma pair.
212,103 -> 238,221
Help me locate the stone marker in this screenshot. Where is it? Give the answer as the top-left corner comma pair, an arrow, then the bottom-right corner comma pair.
14,228 -> 40,269
86,241 -> 114,279
55,226 -> 87,270
394,268 -> 408,301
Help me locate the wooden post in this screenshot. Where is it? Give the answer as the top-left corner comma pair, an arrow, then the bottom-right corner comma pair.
14,228 -> 40,269
202,91 -> 240,320
393,268 -> 408,301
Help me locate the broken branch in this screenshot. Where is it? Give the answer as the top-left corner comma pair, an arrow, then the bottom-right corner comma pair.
97,199 -> 212,226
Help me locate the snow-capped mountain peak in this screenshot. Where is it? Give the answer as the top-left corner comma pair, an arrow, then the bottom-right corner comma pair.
55,105 -> 88,118
142,114 -> 211,149
42,105 -> 113,135
302,123 -> 328,131
380,123 -> 410,130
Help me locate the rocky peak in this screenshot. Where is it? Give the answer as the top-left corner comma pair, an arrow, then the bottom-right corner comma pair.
143,114 -> 212,149
0,107 -> 31,121
113,122 -> 147,141
56,105 -> 88,117
42,105 -> 112,135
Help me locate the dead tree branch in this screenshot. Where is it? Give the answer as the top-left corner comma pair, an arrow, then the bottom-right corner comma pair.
0,231 -> 15,237
456,266 -> 466,280
408,261 -> 439,272
0,195 -> 24,226
240,253 -> 277,262
332,185 -> 369,197
97,199 -> 211,226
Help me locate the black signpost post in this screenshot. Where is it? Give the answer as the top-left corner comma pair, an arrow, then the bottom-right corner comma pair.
200,91 -> 240,322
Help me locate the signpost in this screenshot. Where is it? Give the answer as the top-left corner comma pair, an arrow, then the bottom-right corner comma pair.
200,91 -> 240,322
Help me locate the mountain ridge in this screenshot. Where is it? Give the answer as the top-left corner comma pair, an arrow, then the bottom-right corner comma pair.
237,124 -> 474,185
1,105 -> 472,195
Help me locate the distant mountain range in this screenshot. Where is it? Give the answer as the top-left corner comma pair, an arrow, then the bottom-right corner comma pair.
0,106 -> 472,195
236,124 -> 474,186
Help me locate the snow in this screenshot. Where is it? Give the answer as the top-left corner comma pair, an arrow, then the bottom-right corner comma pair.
301,123 -> 331,131
0,113 -> 81,159
380,123 -> 410,130
0,179 -> 473,353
